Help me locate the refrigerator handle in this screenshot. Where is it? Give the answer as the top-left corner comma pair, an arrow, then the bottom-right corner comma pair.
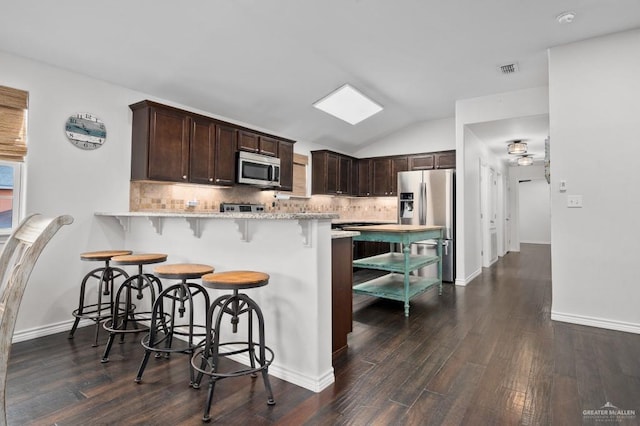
420,182 -> 427,225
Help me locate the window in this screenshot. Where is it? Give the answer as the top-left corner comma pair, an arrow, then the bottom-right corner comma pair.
0,85 -> 28,237
0,161 -> 21,234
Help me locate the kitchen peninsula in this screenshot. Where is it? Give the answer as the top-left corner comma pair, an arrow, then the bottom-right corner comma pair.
95,211 -> 338,393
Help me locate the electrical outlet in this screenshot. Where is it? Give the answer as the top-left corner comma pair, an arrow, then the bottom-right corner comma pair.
567,195 -> 583,208
559,180 -> 567,192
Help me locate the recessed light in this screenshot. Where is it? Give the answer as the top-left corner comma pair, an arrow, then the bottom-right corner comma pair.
556,11 -> 576,24
313,84 -> 383,125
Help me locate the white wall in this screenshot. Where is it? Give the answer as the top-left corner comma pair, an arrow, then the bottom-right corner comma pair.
455,87 -> 549,285
0,50 -> 325,338
508,164 -> 549,250
352,117 -> 454,158
518,179 -> 550,244
549,28 -> 640,333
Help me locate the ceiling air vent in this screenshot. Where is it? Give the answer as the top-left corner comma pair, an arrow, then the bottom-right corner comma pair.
498,63 -> 519,74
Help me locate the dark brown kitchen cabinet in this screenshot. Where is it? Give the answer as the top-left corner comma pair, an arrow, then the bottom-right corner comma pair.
435,150 -> 456,169
370,156 -> 408,196
332,236 -> 353,358
211,124 -> 237,185
409,154 -> 435,170
408,150 -> 456,170
278,141 -> 294,191
191,122 -> 238,186
391,156 -> 409,195
130,100 -> 295,186
238,130 -> 278,157
371,158 -> 391,196
355,159 -> 372,196
130,102 -> 191,182
311,150 -> 353,195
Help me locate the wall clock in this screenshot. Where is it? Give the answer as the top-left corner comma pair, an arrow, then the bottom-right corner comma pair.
65,112 -> 107,150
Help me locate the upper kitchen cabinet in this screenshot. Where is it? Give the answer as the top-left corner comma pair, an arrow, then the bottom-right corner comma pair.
130,101 -> 191,182
355,159 -> 372,196
435,150 -> 456,169
311,150 -> 353,195
409,150 -> 456,170
409,154 -> 434,170
237,130 -> 278,157
189,123 -> 237,185
130,100 -> 295,186
371,156 -> 408,196
278,140 -> 294,191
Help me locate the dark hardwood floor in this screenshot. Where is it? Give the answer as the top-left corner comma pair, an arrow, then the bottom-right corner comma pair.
7,244 -> 640,425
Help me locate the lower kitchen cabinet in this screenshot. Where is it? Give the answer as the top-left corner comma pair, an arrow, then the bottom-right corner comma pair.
332,236 -> 353,358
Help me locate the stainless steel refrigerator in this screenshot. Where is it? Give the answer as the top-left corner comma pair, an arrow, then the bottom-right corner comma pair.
397,169 -> 455,282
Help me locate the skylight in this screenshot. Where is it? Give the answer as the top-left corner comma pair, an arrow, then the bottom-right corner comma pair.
313,84 -> 383,125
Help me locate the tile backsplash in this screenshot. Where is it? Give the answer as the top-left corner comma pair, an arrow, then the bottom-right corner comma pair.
130,181 -> 397,221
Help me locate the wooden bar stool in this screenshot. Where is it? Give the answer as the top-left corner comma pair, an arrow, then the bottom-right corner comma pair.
101,253 -> 167,363
191,270 -> 275,423
135,263 -> 214,386
69,250 -> 131,347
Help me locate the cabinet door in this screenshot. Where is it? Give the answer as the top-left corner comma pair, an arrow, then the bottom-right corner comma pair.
409,154 -> 435,170
356,159 -> 371,196
338,156 -> 352,194
326,153 -> 339,194
435,151 -> 456,169
371,158 -> 391,196
390,156 -> 409,195
237,130 -> 259,153
189,118 -> 215,184
148,107 -> 190,182
213,124 -> 237,185
278,141 -> 294,191
259,136 -> 278,157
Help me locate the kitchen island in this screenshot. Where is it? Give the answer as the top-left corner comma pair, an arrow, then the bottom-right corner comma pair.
342,224 -> 443,317
95,211 -> 338,392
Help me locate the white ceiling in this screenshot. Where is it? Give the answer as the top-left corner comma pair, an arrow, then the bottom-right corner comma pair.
1,1 -> 639,157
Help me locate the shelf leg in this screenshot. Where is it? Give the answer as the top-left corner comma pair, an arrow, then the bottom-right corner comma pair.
403,243 -> 410,317
437,236 -> 443,295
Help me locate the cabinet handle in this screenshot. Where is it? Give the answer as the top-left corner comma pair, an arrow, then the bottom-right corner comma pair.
209,178 -> 213,182
182,175 -> 187,180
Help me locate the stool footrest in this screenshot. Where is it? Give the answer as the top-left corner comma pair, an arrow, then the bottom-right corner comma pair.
191,342 -> 275,379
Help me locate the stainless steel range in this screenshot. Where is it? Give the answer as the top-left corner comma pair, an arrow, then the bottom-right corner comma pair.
219,203 -> 266,213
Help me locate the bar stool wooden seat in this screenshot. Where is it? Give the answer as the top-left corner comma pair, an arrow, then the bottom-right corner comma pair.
101,253 -> 167,363
69,250 -> 131,347
191,270 -> 275,422
135,263 -> 214,386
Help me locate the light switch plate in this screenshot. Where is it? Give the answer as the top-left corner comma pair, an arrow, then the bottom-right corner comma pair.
567,195 -> 583,208
559,180 -> 567,192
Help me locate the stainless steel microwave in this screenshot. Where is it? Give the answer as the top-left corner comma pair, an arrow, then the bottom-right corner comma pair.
237,151 -> 281,187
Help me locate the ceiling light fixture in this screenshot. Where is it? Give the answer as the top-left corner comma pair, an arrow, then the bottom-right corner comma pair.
556,11 -> 576,24
507,140 -> 528,155
517,155 -> 533,166
313,84 -> 383,125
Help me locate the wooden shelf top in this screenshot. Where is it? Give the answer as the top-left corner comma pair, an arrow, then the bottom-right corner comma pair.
341,224 -> 442,233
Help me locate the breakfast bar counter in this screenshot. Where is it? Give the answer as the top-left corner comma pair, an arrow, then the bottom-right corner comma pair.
95,211 -> 338,393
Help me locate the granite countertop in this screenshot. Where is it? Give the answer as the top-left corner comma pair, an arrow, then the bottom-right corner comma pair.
331,230 -> 361,239
96,211 -> 339,220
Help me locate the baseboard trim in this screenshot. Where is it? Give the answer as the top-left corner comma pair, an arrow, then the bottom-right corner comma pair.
455,268 -> 482,287
225,347 -> 335,393
551,311 -> 640,335
12,318 -> 93,344
520,241 -> 551,245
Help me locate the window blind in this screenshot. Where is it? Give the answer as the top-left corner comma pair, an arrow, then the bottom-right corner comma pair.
0,85 -> 28,162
